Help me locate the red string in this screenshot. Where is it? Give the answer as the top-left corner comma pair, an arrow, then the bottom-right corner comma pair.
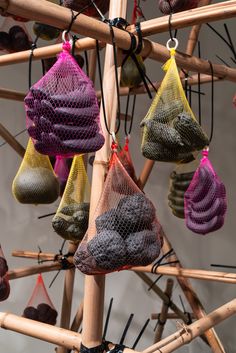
132,0 -> 138,24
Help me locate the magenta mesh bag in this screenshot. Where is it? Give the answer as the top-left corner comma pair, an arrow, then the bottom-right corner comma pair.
184,150 -> 227,235
158,0 -> 200,14
74,146 -> 163,275
25,41 -> 105,157
22,274 -> 58,325
0,245 -> 10,302
54,155 -> 70,194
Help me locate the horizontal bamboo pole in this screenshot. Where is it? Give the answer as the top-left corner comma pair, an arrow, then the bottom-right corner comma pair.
145,298 -> 236,353
128,1 -> 236,36
132,265 -> 236,284
0,0 -> 235,81
0,313 -> 82,351
0,123 -> 25,157
0,87 -> 25,101
8,262 -> 61,280
12,250 -> 56,261
151,313 -> 195,320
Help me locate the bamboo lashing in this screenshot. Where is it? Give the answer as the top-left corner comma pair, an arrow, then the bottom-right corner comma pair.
154,279 -> 174,343
152,313 -> 195,321
0,123 -> 25,157
0,1 -> 235,81
8,262 -> 62,280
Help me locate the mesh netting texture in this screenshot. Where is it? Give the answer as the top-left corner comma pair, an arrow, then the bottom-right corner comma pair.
140,51 -> 209,162
62,0 -> 110,17
184,151 -> 227,235
12,139 -> 60,204
53,156 -> 70,195
158,0 -> 200,14
25,41 -> 105,157
121,55 -> 146,88
0,246 -> 10,302
23,274 -> 57,325
74,151 -> 163,275
168,170 -> 194,219
52,155 -> 90,242
0,18 -> 31,53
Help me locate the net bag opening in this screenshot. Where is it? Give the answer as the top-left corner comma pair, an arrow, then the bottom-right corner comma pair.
25,41 -> 105,157
184,150 -> 227,235
52,155 -> 90,242
12,138 -> 60,204
22,274 -> 58,325
74,150 -> 163,275
140,49 -> 209,162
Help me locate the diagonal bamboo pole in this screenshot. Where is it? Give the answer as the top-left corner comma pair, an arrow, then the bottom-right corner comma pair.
154,279 -> 174,343
70,301 -> 83,333
0,123 -> 25,157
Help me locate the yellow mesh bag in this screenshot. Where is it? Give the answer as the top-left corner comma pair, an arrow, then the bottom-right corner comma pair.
52,155 -> 90,242
141,47 -> 209,162
12,138 -> 60,204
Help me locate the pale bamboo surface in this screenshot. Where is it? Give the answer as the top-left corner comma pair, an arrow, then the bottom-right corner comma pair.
12,250 -> 56,261
154,279 -> 174,343
0,87 -> 25,101
82,0 -> 127,348
144,298 -> 236,353
8,262 -> 61,280
70,302 -> 83,332
0,123 -> 25,157
152,313 -> 195,320
0,312 -> 82,351
57,243 -> 77,353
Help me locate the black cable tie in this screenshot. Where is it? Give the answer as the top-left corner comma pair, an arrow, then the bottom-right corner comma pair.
135,22 -> 143,55
119,313 -> 134,345
157,313 -> 166,326
208,60 -> 214,143
132,319 -> 150,349
37,246 -> 42,265
186,312 -> 192,325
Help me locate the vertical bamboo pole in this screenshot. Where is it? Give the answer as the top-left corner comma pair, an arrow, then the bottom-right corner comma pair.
82,0 -> 128,348
154,279 -> 174,343
56,242 -> 77,353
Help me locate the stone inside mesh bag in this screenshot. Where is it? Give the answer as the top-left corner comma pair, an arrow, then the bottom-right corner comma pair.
74,153 -> 163,274
140,51 -> 209,163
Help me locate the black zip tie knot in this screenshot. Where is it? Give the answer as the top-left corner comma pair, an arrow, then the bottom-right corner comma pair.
157,313 -> 166,326
135,22 -> 143,55
37,246 -> 42,265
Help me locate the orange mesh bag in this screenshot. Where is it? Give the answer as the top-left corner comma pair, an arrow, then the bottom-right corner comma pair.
140,43 -> 209,162
22,274 -> 58,325
12,139 -> 60,204
0,245 -> 10,302
74,146 -> 163,275
52,155 -> 90,242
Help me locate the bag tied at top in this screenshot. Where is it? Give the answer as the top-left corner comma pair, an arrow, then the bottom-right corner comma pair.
184,150 -> 227,235
140,46 -> 209,163
25,41 -> 105,157
74,148 -> 163,275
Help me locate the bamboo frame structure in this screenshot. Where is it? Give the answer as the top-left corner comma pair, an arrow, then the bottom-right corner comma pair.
0,123 -> 25,157
153,279 -> 174,343
151,313 -> 195,321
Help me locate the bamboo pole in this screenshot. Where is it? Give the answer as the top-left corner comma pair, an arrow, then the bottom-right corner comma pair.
0,313 -> 82,351
12,250 -> 56,261
56,243 -> 77,353
144,299 -> 236,353
0,123 -> 25,157
135,272 -> 188,324
137,160 -> 155,189
82,0 -> 127,348
0,1 -> 235,82
0,87 -> 25,101
152,313 -> 195,320
154,279 -> 174,343
70,301 -> 83,332
8,262 -> 62,280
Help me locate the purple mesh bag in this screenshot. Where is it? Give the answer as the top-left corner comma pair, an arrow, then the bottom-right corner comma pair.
184,150 -> 227,235
25,41 -> 105,157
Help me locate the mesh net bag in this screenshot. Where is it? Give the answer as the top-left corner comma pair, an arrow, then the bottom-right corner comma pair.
0,17 -> 32,53
184,150 -> 227,235
0,245 -> 10,302
52,155 -> 90,242
12,138 -> 60,204
22,274 -> 58,325
140,48 -> 209,162
54,156 -> 70,195
168,158 -> 199,219
25,41 -> 105,157
158,0 -> 200,14
62,0 -> 110,17
121,55 -> 146,88
74,148 -> 163,275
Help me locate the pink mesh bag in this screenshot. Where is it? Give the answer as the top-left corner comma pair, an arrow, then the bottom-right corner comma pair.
22,274 -> 58,325
74,145 -> 163,275
158,0 -> 200,14
25,41 -> 105,157
184,150 -> 227,235
0,245 -> 10,302
54,155 -> 70,195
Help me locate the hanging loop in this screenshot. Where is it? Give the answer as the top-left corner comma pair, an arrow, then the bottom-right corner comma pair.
166,37 -> 178,51
62,30 -> 72,43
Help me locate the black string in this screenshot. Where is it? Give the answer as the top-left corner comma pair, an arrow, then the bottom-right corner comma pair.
84,50 -> 89,76
224,23 -> 236,61
215,55 -> 230,67
148,274 -> 163,291
211,264 -> 236,269
197,41 -> 202,125
124,92 -> 136,136
132,319 -> 150,349
188,84 -> 192,108
0,128 -> 27,148
102,298 -> 113,340
208,60 -> 214,143
119,314 -> 134,345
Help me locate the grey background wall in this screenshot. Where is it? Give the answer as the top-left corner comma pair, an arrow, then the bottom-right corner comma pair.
0,1 -> 235,352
